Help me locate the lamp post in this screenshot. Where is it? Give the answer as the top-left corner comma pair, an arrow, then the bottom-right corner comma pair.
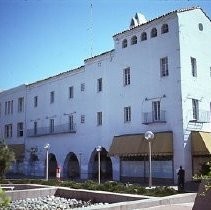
44,143 -> 50,181
96,146 -> 102,184
144,131 -> 154,188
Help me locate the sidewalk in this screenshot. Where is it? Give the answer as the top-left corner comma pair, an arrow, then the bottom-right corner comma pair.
138,202 -> 194,210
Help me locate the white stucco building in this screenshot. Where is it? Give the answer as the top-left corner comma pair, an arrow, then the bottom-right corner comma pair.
0,7 -> 211,183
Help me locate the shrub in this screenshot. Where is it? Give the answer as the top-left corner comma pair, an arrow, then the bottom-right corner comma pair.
0,188 -> 11,208
0,142 -> 15,179
199,162 -> 211,176
0,179 -> 178,197
145,186 -> 177,197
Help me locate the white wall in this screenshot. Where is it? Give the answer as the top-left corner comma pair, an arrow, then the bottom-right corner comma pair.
0,85 -> 26,174
1,8 -> 210,183
178,8 -> 211,180
24,12 -> 184,181
0,85 -> 26,145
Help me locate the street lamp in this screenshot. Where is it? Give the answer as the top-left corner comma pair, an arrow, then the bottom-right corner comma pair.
96,145 -> 102,184
44,143 -> 50,181
145,131 -> 154,188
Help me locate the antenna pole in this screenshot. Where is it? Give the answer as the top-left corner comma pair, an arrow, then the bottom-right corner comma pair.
90,0 -> 93,57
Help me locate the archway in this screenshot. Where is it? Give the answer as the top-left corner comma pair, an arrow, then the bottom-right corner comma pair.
48,153 -> 57,178
63,152 -> 80,179
88,147 -> 112,181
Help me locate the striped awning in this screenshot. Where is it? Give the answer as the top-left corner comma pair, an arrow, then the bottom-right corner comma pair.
108,132 -> 173,156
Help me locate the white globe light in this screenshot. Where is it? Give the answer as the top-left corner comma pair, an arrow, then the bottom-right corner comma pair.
96,145 -> 102,152
145,131 -> 154,140
44,143 -> 50,149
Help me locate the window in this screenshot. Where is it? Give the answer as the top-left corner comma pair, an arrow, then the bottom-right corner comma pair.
49,119 -> 54,133
210,102 -> 211,114
161,24 -> 169,34
97,112 -> 102,126
124,106 -> 131,122
81,115 -> 85,123
160,57 -> 169,77
131,35 -> 137,45
5,102 -> 7,115
123,67 -> 130,86
69,86 -> 74,98
81,83 -> 85,92
97,78 -> 103,92
152,101 -> 160,121
191,57 -> 197,77
98,61 -> 101,67
141,32 -> 147,41
8,101 -> 10,114
34,96 -> 38,107
17,122 -> 23,137
5,124 -> 12,138
4,100 -> 13,115
198,23 -> 203,31
11,100 -> 13,114
69,115 -> 74,131
151,28 -> 157,38
122,39 -> 127,48
18,97 -> 24,112
50,91 -> 55,103
34,122 -> 37,135
192,99 -> 199,120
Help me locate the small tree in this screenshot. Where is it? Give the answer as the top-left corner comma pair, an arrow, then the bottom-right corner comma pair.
0,139 -> 15,179
0,188 -> 11,207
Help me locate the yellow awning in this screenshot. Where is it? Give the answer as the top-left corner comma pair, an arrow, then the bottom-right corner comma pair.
108,132 -> 173,156
191,132 -> 211,155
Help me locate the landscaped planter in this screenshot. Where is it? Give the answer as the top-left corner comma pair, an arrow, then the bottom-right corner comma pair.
192,179 -> 211,210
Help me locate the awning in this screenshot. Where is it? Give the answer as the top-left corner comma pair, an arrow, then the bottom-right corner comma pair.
108,132 -> 173,156
191,132 -> 211,155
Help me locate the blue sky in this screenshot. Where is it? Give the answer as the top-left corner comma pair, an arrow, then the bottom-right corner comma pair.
0,0 -> 211,90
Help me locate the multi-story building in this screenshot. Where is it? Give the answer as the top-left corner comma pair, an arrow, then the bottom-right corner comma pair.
0,7 -> 211,183
0,85 -> 26,174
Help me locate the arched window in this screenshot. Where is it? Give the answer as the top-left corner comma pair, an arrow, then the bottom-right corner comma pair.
141,32 -> 147,41
151,28 -> 157,38
122,39 -> 128,48
131,35 -> 137,45
161,24 -> 169,34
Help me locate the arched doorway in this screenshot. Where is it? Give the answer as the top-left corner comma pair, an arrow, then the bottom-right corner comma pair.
88,147 -> 112,181
48,153 -> 57,178
63,152 -> 80,179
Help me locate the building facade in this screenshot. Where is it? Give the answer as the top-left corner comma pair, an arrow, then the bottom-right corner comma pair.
0,85 -> 26,174
0,7 -> 211,183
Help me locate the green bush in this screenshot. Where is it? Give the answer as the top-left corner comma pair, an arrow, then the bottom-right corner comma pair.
0,179 -> 178,197
65,180 -> 177,196
81,180 -> 99,190
0,188 -> 11,208
200,162 -> 211,176
145,186 -> 177,197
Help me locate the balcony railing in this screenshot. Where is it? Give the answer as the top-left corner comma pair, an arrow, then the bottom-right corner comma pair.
27,123 -> 76,137
142,110 -> 166,125
189,110 -> 211,123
